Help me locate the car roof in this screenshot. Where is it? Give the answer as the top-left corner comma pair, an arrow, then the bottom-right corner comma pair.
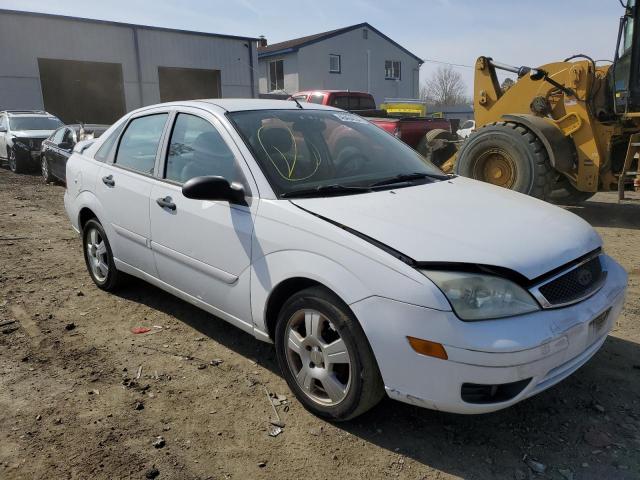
3,110 -> 54,116
132,98 -> 341,115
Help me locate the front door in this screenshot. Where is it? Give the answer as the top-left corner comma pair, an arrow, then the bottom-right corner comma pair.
96,111 -> 169,277
149,110 -> 257,328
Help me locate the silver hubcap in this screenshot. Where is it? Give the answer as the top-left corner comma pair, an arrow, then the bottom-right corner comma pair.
41,158 -> 48,178
285,309 -> 352,405
9,151 -> 16,170
86,228 -> 109,282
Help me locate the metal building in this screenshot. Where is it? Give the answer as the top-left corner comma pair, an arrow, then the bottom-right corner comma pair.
0,9 -> 259,124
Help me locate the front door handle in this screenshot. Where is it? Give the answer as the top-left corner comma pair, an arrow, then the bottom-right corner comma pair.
156,196 -> 176,211
102,175 -> 115,187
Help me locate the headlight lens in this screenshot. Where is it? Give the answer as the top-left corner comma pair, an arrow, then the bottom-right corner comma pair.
423,270 -> 540,321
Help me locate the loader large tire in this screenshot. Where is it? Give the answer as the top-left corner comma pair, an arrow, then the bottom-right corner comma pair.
455,121 -> 555,200
549,176 -> 596,205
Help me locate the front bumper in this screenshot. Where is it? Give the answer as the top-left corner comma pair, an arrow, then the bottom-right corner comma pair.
12,142 -> 42,166
350,255 -> 627,414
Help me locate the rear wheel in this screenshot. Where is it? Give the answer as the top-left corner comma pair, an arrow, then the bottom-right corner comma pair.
417,128 -> 458,167
549,176 -> 595,205
82,219 -> 122,291
455,122 -> 554,200
275,287 -> 384,421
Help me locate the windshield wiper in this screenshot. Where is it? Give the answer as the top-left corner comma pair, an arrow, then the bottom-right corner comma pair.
368,172 -> 449,188
280,184 -> 372,198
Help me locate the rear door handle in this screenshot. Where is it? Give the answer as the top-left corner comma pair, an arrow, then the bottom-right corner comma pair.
102,175 -> 115,187
156,196 -> 176,211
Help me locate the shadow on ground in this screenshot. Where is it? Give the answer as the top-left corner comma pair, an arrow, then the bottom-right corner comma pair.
117,278 -> 640,479
566,199 -> 640,230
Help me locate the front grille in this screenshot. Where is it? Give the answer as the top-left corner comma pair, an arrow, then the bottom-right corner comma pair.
30,138 -> 44,150
537,256 -> 605,307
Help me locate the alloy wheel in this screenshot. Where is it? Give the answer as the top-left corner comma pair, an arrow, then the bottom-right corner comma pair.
285,309 -> 352,405
8,150 -> 16,172
85,227 -> 109,282
41,157 -> 49,180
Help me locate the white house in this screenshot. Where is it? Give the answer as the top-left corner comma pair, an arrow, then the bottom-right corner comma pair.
257,23 -> 423,105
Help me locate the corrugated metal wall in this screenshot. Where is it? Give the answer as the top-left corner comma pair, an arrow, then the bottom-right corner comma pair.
0,10 -> 257,122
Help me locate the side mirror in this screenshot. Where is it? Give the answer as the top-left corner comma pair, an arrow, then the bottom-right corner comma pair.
182,176 -> 246,204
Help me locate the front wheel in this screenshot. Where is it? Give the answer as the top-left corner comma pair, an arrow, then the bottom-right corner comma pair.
8,147 -> 24,173
82,219 -> 122,291
41,156 -> 54,183
275,287 -> 384,421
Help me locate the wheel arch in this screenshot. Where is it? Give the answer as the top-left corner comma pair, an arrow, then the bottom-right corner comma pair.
500,114 -> 574,173
251,250 -> 372,342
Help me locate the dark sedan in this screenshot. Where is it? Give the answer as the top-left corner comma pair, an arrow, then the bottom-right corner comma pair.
41,124 -> 108,184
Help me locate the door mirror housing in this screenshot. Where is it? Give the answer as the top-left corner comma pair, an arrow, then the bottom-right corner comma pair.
182,176 -> 246,204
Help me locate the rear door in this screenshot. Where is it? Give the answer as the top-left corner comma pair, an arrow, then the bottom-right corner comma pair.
96,110 -> 170,276
148,108 -> 258,327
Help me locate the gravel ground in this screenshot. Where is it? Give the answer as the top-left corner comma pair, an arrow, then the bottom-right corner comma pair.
0,167 -> 639,480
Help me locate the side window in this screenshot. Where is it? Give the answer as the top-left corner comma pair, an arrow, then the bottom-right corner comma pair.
51,128 -> 65,144
94,122 -> 126,162
165,113 -> 240,185
309,94 -> 325,104
115,114 -> 168,174
62,128 -> 76,146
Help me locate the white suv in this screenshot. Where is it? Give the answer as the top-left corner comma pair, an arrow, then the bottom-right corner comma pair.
64,100 -> 627,420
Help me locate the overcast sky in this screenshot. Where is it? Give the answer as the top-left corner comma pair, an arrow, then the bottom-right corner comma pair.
2,0 -> 626,95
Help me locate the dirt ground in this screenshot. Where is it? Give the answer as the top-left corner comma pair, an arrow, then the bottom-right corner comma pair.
0,167 -> 638,480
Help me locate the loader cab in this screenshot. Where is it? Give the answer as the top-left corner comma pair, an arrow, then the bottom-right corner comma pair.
613,0 -> 640,113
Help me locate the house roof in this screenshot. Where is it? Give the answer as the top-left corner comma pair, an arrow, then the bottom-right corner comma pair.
258,22 -> 423,63
0,8 -> 260,42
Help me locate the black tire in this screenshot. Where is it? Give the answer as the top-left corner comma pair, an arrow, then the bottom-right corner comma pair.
82,218 -> 122,291
417,128 -> 458,167
275,286 -> 384,421
41,155 -> 54,183
548,176 -> 595,205
8,147 -> 25,173
455,121 -> 555,200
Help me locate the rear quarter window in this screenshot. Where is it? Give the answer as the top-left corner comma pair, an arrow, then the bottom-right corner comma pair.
94,121 -> 126,162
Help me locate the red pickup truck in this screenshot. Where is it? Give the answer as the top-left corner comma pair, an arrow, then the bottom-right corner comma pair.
291,90 -> 451,155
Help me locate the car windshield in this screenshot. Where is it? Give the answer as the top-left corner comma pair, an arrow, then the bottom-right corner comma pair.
228,109 -> 445,197
9,116 -> 63,131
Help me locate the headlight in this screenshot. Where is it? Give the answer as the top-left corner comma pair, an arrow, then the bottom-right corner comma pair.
422,270 -> 540,321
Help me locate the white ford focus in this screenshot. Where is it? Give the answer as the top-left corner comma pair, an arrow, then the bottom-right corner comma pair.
64,99 -> 627,420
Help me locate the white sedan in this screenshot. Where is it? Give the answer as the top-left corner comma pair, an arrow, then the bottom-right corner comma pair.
64,99 -> 627,420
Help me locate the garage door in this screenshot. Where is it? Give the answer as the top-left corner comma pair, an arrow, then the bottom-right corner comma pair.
158,66 -> 221,102
37,58 -> 126,124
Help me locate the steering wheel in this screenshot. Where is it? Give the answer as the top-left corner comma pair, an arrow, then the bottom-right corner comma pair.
335,146 -> 367,176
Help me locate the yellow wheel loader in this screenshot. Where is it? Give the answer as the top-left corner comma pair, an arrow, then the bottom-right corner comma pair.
434,0 -> 640,203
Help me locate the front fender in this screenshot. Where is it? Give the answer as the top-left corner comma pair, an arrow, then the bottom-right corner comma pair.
250,250 -> 372,336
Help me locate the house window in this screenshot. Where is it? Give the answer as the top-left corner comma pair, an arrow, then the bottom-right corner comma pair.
269,59 -> 284,91
385,60 -> 401,80
329,54 -> 341,73
363,29 -> 368,39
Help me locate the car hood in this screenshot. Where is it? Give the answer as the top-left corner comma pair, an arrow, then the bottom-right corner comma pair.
290,176 -> 601,280
12,130 -> 53,139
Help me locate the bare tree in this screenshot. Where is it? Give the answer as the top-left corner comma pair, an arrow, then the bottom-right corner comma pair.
501,77 -> 515,92
421,65 -> 468,106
